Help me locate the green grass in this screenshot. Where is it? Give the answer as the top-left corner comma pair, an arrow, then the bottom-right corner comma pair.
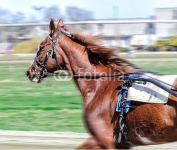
0,60 -> 177,132
0,63 -> 85,132
131,60 -> 177,74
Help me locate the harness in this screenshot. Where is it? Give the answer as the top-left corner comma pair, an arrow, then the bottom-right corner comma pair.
116,79 -> 133,145
116,73 -> 177,144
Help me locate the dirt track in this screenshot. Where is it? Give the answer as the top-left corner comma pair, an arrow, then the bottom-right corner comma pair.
0,130 -> 88,150
0,130 -> 177,150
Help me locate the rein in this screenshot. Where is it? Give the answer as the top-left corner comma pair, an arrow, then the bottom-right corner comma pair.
44,71 -> 124,79
44,71 -> 177,91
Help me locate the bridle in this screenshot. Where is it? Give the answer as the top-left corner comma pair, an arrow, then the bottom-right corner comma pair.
32,29 -> 73,79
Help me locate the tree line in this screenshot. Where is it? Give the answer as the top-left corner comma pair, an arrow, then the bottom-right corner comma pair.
0,5 -> 94,24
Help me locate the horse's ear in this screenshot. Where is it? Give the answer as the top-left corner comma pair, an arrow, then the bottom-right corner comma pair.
49,18 -> 55,33
57,19 -> 64,29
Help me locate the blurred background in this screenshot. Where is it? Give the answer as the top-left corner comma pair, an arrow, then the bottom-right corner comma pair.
1,0 -> 177,52
0,0 -> 177,149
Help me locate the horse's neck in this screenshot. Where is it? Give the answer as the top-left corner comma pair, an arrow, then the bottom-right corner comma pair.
57,35 -> 129,105
58,35 -> 91,75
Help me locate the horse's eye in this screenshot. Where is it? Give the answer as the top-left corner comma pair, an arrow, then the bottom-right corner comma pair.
40,45 -> 45,50
36,45 -> 45,51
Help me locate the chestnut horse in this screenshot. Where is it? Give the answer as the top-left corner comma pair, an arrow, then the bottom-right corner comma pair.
26,19 -> 177,149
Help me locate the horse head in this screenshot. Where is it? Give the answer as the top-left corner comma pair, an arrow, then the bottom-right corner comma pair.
26,19 -> 69,83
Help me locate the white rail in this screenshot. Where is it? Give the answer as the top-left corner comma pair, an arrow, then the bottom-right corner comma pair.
0,20 -> 177,27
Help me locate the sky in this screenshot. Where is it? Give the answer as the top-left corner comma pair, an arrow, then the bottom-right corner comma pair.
1,0 -> 177,19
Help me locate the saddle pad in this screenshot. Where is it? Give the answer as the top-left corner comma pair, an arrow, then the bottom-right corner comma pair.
127,74 -> 177,103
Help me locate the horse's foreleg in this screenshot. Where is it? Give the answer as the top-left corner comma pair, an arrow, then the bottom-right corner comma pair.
77,136 -> 103,149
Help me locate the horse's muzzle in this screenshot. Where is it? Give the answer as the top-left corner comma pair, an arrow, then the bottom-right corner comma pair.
25,71 -> 30,77
25,70 -> 43,83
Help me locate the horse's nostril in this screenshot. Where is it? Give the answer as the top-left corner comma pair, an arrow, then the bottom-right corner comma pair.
25,71 -> 30,76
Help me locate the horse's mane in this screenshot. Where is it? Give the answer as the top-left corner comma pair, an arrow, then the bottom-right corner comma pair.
72,32 -> 140,70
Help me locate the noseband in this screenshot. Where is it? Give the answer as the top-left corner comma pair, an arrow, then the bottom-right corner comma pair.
33,29 -> 73,78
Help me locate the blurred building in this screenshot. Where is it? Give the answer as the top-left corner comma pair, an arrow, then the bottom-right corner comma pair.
155,7 -> 177,37
1,7 -> 177,53
87,7 -> 177,48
